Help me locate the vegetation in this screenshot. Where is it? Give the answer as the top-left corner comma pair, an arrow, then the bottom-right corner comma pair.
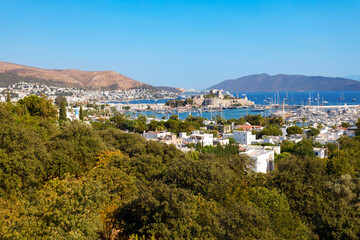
165,98 -> 193,107
59,100 -> 67,121
54,95 -> 68,106
6,91 -> 10,103
307,127 -> 320,138
80,105 -> 84,121
258,125 -> 283,138
286,125 -> 302,135
1,96 -> 360,239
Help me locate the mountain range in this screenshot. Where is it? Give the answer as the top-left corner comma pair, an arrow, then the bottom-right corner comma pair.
2,61 -> 359,93
0,61 -> 151,90
209,74 -> 360,92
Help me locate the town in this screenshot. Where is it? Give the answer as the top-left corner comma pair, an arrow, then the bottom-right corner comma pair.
2,82 -> 359,175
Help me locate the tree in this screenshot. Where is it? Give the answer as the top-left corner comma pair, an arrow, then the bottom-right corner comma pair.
6,91 -> 10,103
258,125 -> 282,138
286,125 -> 302,135
79,105 -> 84,121
54,96 -> 67,107
245,114 -> 264,126
293,139 -> 315,157
59,100 -> 67,121
115,181 -> 224,239
356,118 -> 360,136
18,95 -> 57,118
307,127 -> 320,138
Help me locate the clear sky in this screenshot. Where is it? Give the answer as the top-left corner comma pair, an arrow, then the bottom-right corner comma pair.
1,0 -> 359,89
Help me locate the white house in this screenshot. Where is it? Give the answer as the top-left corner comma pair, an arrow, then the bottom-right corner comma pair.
263,136 -> 285,144
287,134 -> 303,143
245,145 -> 281,154
315,134 -> 338,144
143,130 -> 171,140
183,130 -> 214,146
241,148 -> 275,173
203,120 -> 216,125
213,138 -> 230,146
233,131 -> 256,145
313,148 -> 327,158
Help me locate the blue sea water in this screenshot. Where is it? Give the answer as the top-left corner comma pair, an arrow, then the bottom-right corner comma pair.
110,91 -> 360,120
234,91 -> 360,106
132,108 -> 276,121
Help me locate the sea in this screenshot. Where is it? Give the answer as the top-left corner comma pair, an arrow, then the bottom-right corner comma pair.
110,91 -> 360,120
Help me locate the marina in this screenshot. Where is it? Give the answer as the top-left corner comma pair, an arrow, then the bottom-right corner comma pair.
105,91 -> 360,122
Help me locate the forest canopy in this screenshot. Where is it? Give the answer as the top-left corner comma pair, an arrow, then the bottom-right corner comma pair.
1,96 -> 360,239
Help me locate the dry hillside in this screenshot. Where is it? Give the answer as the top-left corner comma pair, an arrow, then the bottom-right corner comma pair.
0,61 -> 149,90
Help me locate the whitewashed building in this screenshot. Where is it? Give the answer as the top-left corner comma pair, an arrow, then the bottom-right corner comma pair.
313,148 -> 327,158
143,130 -> 171,140
241,148 -> 275,173
233,131 -> 256,145
182,130 -> 214,147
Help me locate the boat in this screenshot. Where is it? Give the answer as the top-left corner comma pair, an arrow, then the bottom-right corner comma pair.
353,98 -> 357,101
339,92 -> 345,100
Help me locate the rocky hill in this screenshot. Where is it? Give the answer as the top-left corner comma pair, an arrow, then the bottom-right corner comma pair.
0,61 -> 151,90
209,74 -> 360,92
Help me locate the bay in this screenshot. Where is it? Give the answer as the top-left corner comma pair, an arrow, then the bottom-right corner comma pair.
109,91 -> 360,120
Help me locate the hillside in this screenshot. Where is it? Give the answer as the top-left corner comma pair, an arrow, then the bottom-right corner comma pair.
0,61 -> 151,90
209,74 -> 360,92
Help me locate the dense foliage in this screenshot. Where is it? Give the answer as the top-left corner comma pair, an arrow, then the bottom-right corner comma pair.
286,125 -> 303,135
165,98 -> 193,107
1,96 -> 360,239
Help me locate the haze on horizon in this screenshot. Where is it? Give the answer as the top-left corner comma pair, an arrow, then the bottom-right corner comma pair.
1,0 -> 359,90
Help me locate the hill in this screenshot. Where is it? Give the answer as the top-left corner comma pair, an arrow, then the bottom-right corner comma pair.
0,61 -> 151,90
209,74 -> 360,92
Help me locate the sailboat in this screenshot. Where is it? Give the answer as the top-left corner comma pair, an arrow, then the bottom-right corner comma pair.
339,92 -> 345,101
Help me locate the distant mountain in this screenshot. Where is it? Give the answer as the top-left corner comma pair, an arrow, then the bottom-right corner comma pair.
209,74 -> 360,92
345,75 -> 360,81
0,61 -> 152,90
156,86 -> 185,93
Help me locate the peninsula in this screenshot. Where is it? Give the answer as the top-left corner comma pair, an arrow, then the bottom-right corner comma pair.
209,73 -> 360,92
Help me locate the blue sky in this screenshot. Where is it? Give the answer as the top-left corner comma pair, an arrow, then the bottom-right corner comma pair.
1,0 -> 359,89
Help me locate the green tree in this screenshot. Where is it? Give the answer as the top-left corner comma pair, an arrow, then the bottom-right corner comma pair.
6,91 -> 10,103
245,114 -> 264,126
54,96 -> 67,107
18,95 -> 57,118
356,118 -> 360,136
115,181 -> 224,239
307,127 -> 320,138
79,105 -> 84,121
59,100 -> 67,121
286,125 -> 302,135
258,125 -> 282,138
293,139 -> 315,157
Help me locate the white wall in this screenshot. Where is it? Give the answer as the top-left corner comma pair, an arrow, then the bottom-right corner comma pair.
233,131 -> 256,145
